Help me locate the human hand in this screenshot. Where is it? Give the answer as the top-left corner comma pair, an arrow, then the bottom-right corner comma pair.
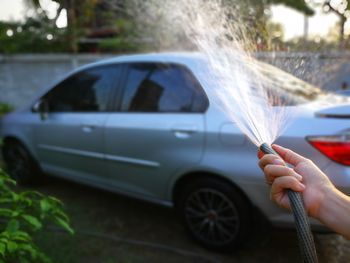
258,144 -> 335,219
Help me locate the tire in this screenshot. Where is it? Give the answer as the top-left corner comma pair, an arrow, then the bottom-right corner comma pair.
176,177 -> 252,251
2,140 -> 41,185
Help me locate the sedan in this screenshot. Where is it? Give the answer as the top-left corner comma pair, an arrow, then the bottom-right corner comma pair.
1,52 -> 350,250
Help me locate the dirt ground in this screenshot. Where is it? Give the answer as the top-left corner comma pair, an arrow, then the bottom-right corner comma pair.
22,175 -> 350,263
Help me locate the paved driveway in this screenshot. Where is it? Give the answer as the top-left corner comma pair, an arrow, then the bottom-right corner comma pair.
24,176 -> 350,263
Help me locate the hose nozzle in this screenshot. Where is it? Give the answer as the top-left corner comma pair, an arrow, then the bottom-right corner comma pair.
260,143 -> 278,156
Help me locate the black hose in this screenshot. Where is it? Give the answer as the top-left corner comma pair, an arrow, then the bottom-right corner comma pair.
260,143 -> 318,263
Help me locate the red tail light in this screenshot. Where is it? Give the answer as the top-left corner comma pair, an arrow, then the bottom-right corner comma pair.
307,135 -> 350,166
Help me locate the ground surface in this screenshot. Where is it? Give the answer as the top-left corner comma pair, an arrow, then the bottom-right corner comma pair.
20,175 -> 350,263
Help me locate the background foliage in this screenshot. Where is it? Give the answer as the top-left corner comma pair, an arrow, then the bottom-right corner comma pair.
0,168 -> 73,263
1,0 -> 348,53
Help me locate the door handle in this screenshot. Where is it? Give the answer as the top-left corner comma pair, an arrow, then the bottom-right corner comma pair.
171,126 -> 198,139
80,122 -> 98,132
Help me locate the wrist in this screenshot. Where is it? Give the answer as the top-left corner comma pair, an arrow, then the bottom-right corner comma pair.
316,186 -> 350,238
305,180 -> 335,219
313,184 -> 337,220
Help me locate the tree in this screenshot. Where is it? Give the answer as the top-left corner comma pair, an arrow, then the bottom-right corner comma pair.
271,0 -> 314,15
266,21 -> 285,49
25,0 -> 105,53
0,16 -> 69,54
323,0 -> 350,44
231,0 -> 314,50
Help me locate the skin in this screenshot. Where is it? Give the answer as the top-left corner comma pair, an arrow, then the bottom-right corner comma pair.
258,144 -> 350,239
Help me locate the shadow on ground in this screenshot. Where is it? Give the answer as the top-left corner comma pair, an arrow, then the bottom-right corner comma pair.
18,175 -> 350,263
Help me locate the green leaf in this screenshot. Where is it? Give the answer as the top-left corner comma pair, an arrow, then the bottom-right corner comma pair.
6,219 -> 19,233
11,210 -> 20,217
22,215 -> 42,230
0,208 -> 13,217
0,242 -> 5,257
40,199 -> 51,213
0,237 -> 8,244
48,196 -> 63,206
18,256 -> 31,263
17,243 -> 37,259
7,240 -> 18,253
12,232 -> 30,242
0,198 -> 16,204
55,217 -> 74,235
53,210 -> 69,222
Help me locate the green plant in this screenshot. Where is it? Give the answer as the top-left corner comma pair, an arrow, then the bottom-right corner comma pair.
98,37 -> 139,52
98,18 -> 141,53
0,168 -> 73,263
0,103 -> 14,117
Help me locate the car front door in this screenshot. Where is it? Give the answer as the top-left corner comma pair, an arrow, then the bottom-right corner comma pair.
104,62 -> 209,199
32,65 -> 122,182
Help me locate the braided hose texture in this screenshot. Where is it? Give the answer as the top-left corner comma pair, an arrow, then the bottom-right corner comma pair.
260,143 -> 318,263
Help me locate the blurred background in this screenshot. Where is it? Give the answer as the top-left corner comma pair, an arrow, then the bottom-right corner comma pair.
2,0 -> 350,108
1,0 -> 350,262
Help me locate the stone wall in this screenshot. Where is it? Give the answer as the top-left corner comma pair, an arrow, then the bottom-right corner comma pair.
1,52 -> 350,108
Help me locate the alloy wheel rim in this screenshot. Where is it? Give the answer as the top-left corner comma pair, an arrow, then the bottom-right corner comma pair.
184,188 -> 240,246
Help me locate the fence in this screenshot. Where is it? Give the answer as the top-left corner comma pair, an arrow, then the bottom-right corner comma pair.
1,52 -> 350,108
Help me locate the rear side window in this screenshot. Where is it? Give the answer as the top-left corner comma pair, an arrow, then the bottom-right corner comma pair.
121,63 -> 208,113
45,65 -> 120,112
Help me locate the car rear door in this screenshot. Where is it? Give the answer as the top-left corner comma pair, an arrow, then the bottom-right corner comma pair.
104,62 -> 209,198
32,64 -> 122,182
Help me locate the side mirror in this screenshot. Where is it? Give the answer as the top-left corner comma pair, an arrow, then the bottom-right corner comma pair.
32,99 -> 49,120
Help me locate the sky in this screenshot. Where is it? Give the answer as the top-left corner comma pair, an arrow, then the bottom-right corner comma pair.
0,0 -> 67,28
271,4 -> 341,40
0,0 -> 346,40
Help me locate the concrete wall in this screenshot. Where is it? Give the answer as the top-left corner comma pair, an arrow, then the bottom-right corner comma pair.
1,52 -> 350,108
0,54 -> 112,108
257,52 -> 350,92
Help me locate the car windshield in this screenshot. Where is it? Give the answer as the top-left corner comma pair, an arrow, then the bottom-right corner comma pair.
256,61 -> 325,106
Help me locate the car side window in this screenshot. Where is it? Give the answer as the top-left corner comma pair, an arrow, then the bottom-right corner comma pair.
44,65 -> 120,112
121,63 -> 208,113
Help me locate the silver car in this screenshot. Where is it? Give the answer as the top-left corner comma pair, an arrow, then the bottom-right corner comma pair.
1,53 -> 350,250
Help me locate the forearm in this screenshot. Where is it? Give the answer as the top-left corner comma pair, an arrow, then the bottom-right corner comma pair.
317,187 -> 350,239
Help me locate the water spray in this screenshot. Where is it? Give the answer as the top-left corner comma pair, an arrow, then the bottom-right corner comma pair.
260,143 -> 318,263
134,0 -> 324,261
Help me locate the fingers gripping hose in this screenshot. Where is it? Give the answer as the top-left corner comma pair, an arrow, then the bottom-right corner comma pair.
260,143 -> 318,263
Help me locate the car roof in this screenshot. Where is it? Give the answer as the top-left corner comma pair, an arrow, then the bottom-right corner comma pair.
83,52 -> 205,70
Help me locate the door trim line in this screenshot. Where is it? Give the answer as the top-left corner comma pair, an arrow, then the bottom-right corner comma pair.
38,144 -> 104,159
38,144 -> 160,168
105,154 -> 160,168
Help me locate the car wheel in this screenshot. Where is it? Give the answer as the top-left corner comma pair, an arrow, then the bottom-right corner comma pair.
176,177 -> 252,251
2,141 -> 41,184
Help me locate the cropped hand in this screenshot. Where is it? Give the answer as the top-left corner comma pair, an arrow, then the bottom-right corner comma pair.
258,144 -> 335,218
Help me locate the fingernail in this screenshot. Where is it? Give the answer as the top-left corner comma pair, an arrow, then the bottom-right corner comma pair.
299,183 -> 306,190
273,159 -> 284,165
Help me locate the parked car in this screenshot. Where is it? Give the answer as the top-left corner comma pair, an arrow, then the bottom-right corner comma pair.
336,89 -> 350,96
1,53 -> 350,250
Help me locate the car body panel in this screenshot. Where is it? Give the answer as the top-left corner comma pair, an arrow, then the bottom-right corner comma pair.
104,113 -> 206,198
33,112 -> 108,183
1,52 -> 350,229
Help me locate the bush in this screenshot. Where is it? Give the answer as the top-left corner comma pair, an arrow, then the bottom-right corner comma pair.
0,103 -> 14,117
0,169 -> 73,263
0,18 -> 69,54
98,37 -> 139,52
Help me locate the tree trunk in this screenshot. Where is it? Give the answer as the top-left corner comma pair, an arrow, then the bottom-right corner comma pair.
66,0 -> 78,53
339,16 -> 346,48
